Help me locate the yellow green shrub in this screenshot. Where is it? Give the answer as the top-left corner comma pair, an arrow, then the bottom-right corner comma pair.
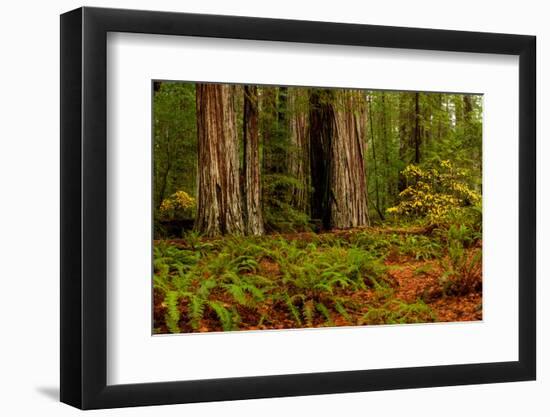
159,190 -> 196,220
387,161 -> 480,221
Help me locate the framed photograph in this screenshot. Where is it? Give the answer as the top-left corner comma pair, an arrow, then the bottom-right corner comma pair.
60,6 -> 536,409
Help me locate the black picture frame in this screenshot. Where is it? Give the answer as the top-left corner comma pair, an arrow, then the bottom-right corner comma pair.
60,6 -> 536,410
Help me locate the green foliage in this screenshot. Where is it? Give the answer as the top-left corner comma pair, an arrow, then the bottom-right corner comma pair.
207,301 -> 238,331
366,92 -> 482,220
152,85 -> 484,332
440,203 -> 482,238
398,235 -> 442,261
154,214 -> 483,333
263,174 -> 312,233
164,290 -> 182,333
153,82 -> 197,210
361,299 -> 437,325
387,161 -> 481,221
154,232 -> 395,332
439,225 -> 482,295
159,190 -> 196,221
347,231 -> 393,258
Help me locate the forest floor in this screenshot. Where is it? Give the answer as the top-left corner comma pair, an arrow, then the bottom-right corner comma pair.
153,225 -> 482,334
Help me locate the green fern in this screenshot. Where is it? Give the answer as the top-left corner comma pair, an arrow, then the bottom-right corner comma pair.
164,291 -> 181,333
189,296 -> 205,330
334,299 -> 351,321
315,302 -> 333,326
208,301 -> 235,331
284,293 -> 302,325
303,300 -> 315,327
361,299 -> 436,325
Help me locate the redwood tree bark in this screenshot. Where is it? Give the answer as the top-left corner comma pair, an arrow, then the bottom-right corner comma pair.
330,90 -> 370,228
195,84 -> 244,236
288,88 -> 310,212
309,89 -> 370,229
242,86 -> 264,235
309,89 -> 333,228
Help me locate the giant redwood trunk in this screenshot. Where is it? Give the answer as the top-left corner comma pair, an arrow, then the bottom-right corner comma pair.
195,84 -> 244,236
242,86 -> 264,235
309,89 -> 333,228
330,90 -> 370,228
309,89 -> 370,229
288,88 -> 310,212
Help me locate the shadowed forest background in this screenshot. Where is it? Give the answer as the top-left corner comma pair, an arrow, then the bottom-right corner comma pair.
153,81 -> 483,334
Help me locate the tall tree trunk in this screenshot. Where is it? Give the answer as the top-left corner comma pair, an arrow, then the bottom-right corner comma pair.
397,93 -> 410,192
309,89 -> 333,228
261,87 -> 278,177
242,86 -> 264,235
330,90 -> 370,228
413,92 -> 421,164
288,88 -> 310,212
156,126 -> 171,208
463,95 -> 473,123
367,95 -> 384,221
195,84 -> 244,236
453,94 -> 464,127
380,93 -> 390,207
437,93 -> 443,142
275,87 -> 289,174
309,89 -> 369,229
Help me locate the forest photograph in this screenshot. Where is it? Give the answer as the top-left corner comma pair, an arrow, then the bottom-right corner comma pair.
153,81 -> 483,334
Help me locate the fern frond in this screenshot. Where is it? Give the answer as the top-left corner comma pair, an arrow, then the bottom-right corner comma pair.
303,300 -> 315,327
164,291 -> 181,333
315,302 -> 333,325
189,296 -> 205,330
284,293 -> 302,325
208,301 -> 235,331
334,299 -> 351,321
224,283 -> 249,307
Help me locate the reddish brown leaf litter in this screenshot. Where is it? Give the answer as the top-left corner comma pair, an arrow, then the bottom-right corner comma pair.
386,257 -> 482,322
153,231 -> 482,333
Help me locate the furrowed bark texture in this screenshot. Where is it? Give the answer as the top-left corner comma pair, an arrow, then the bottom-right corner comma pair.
260,87 -> 278,177
330,90 -> 370,228
309,89 -> 370,229
288,89 -> 310,212
195,84 -> 244,236
242,86 -> 264,235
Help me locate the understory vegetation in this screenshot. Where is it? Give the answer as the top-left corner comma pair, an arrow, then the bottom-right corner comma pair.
153,83 -> 483,333
154,205 -> 482,333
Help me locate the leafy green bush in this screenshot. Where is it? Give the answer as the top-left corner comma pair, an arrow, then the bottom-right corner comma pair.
158,190 -> 196,221
387,160 -> 480,222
